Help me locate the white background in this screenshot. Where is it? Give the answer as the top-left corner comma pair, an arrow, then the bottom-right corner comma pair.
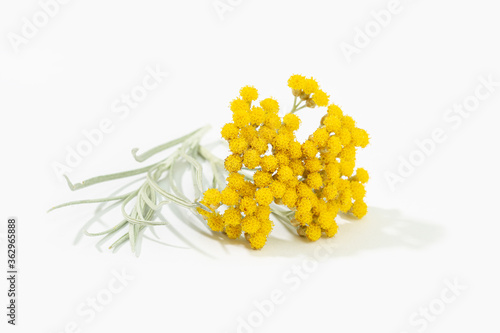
1,0 -> 499,332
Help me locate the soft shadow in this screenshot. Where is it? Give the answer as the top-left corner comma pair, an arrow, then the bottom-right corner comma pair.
249,207 -> 445,258
155,212 -> 218,259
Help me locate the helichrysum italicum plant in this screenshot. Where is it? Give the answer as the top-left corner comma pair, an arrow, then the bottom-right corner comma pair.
197,74 -> 369,249
50,74 -> 369,253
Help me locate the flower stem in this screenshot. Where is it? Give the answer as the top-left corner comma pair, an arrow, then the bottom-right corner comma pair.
289,97 -> 306,114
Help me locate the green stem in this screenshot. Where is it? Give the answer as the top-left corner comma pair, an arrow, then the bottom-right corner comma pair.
63,163 -> 161,191
289,97 -> 306,114
131,126 -> 210,162
290,104 -> 307,114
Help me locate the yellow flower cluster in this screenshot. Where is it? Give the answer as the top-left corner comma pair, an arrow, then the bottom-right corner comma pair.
288,74 -> 330,108
198,76 -> 369,250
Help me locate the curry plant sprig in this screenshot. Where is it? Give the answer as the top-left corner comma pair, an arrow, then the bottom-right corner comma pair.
50,125 -> 216,253
52,74 -> 370,253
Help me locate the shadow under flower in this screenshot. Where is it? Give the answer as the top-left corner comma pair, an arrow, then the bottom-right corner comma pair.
249,206 -> 444,259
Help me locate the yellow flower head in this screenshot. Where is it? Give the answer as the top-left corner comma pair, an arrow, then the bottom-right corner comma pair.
229,137 -> 248,155
351,200 -> 367,218
243,149 -> 261,169
317,210 -> 336,229
305,158 -> 323,173
295,211 -> 313,225
339,188 -> 353,212
286,177 -> 299,189
302,78 -> 319,95
207,213 -> 224,232
255,187 -> 274,206
322,184 -> 338,201
222,207 -> 242,226
240,86 -> 258,102
288,141 -> 303,159
221,123 -> 239,141
301,140 -> 318,159
306,172 -> 323,190
350,181 -> 366,201
265,112 -> 282,130
241,215 -> 260,234
289,159 -> 305,176
277,166 -> 294,183
340,159 -> 355,177
288,74 -> 306,91
201,188 -> 221,207
354,168 -> 369,184
249,106 -> 266,126
305,224 -> 321,241
226,172 -> 246,190
250,137 -> 269,155
351,128 -> 369,148
221,187 -> 240,206
248,232 -> 267,249
282,188 -> 298,208
327,103 -> 343,118
313,199 -> 328,216
312,89 -> 329,107
225,225 -> 242,239
270,180 -> 286,198
321,150 -> 337,165
239,181 -> 257,197
232,110 -> 250,128
258,125 -> 277,142
256,205 -> 271,221
230,98 -> 250,113
260,155 -> 278,173
224,154 -> 242,173
323,115 -> 341,133
273,132 -> 291,151
253,170 -> 273,188
240,196 -> 257,215
260,98 -> 280,114
311,127 -> 329,148
240,126 -> 258,143
297,197 -> 312,215
324,222 -> 339,238
309,193 -> 319,209
258,219 -> 273,235
340,144 -> 356,161
341,115 -> 356,131
327,135 -> 342,155
325,162 -> 340,182
297,183 -> 314,199
279,126 -> 295,141
283,113 -> 301,131
274,152 -> 290,167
